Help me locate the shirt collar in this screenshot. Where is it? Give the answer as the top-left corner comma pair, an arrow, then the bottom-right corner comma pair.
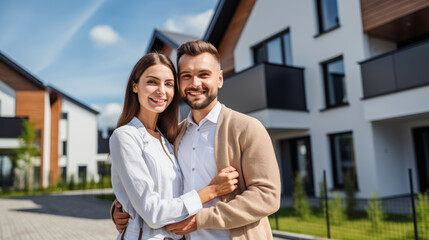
186,101 -> 222,126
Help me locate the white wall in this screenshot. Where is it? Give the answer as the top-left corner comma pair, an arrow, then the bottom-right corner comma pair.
42,92 -> 51,188
0,80 -> 15,117
234,0 -> 379,197
61,98 -> 98,183
372,117 -> 429,196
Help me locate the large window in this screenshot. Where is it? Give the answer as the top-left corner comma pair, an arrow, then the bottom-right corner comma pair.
316,0 -> 340,34
330,132 -> 357,189
322,56 -> 347,108
253,30 -> 293,66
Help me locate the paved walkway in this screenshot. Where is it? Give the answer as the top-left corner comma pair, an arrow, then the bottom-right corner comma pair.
0,189 -> 118,240
0,189 -> 294,239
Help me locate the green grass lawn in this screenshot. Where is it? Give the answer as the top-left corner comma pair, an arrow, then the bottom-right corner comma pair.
268,207 -> 423,240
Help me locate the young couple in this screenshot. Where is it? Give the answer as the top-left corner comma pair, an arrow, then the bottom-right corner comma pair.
110,40 -> 281,240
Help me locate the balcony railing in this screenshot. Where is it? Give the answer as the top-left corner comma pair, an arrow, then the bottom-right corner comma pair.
0,117 -> 25,138
360,39 -> 429,99
218,62 -> 307,113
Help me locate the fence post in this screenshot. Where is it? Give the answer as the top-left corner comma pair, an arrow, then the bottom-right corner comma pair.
409,168 -> 418,240
324,170 -> 330,239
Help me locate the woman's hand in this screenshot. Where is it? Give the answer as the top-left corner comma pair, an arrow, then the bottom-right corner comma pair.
197,166 -> 239,204
209,166 -> 239,195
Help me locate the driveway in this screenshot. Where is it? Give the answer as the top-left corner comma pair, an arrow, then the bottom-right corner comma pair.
0,190 -> 118,240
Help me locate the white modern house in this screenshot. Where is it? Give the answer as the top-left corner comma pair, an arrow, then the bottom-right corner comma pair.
147,0 -> 429,199
0,50 -> 100,188
48,86 -> 99,185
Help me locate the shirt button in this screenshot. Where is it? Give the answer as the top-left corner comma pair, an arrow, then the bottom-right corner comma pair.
193,147 -> 195,150
192,168 -> 195,171
197,129 -> 200,131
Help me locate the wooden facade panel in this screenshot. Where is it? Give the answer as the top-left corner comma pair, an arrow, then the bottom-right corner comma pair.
0,61 -> 43,91
218,0 -> 256,76
50,95 -> 61,185
15,90 -> 46,187
361,0 -> 429,32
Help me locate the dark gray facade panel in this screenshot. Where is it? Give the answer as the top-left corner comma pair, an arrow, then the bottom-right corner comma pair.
219,63 -> 306,113
395,42 -> 429,89
0,117 -> 24,138
361,56 -> 396,97
264,64 -> 306,111
361,40 -> 429,98
219,64 -> 267,113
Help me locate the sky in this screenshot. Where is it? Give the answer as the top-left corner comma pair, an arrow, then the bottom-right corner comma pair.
0,0 -> 218,131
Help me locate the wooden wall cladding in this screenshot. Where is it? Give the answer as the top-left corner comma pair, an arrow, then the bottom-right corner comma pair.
0,61 -> 43,91
15,90 -> 46,187
49,95 -> 61,185
218,0 -> 256,77
360,0 -> 429,32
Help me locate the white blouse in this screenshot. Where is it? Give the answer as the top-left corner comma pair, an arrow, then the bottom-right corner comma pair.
110,117 -> 202,240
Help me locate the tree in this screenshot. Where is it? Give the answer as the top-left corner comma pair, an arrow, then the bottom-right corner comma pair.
10,119 -> 40,192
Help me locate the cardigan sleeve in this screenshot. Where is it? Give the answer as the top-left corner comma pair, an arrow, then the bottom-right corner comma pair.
195,117 -> 281,229
110,129 -> 202,229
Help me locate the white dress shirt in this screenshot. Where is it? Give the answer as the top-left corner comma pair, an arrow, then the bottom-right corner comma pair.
178,102 -> 231,240
110,117 -> 202,240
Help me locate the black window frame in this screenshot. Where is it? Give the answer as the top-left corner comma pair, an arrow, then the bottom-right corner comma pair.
329,131 -> 358,190
62,141 -> 67,156
321,55 -> 348,110
252,29 -> 292,66
78,165 -> 87,184
315,0 -> 340,35
61,112 -> 68,119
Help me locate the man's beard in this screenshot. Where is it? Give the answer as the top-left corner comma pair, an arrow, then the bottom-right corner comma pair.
182,88 -> 217,110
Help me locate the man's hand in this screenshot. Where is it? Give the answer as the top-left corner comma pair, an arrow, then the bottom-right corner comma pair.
113,201 -> 131,233
165,215 -> 197,235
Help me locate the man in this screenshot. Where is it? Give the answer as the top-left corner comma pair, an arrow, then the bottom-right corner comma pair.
113,40 -> 281,240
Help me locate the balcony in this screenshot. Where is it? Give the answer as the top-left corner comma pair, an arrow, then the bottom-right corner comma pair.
0,117 -> 25,138
218,62 -> 309,130
360,40 -> 429,121
361,39 -> 429,99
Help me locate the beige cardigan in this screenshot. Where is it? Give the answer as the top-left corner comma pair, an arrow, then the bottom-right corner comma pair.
174,105 -> 281,240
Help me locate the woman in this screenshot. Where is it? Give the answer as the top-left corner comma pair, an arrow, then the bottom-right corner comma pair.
110,53 -> 238,240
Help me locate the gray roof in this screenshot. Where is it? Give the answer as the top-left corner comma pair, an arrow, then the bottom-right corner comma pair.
147,29 -> 199,53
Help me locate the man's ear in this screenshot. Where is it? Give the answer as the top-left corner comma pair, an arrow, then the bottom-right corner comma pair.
218,70 -> 223,89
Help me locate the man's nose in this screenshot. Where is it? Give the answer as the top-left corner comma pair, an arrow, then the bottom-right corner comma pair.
190,76 -> 202,87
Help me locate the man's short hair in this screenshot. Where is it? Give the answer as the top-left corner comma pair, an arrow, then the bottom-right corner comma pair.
177,40 -> 221,68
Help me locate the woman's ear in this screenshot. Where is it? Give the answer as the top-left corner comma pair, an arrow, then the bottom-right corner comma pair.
132,82 -> 138,93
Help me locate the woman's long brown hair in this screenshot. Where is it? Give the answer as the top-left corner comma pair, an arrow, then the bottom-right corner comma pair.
116,53 -> 179,142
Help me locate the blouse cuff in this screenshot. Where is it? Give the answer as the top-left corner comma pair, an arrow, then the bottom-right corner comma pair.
180,190 -> 203,216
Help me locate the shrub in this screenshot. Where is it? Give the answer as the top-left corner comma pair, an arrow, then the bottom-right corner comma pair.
344,170 -> 356,217
89,176 -> 96,189
417,192 -> 429,239
329,192 -> 346,225
366,192 -> 385,232
68,174 -> 76,190
293,174 -> 311,220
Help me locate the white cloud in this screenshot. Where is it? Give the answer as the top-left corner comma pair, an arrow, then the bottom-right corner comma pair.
92,102 -> 122,132
89,25 -> 120,46
164,9 -> 214,37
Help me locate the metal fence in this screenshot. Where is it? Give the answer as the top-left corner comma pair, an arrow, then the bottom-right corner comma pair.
270,169 -> 429,240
